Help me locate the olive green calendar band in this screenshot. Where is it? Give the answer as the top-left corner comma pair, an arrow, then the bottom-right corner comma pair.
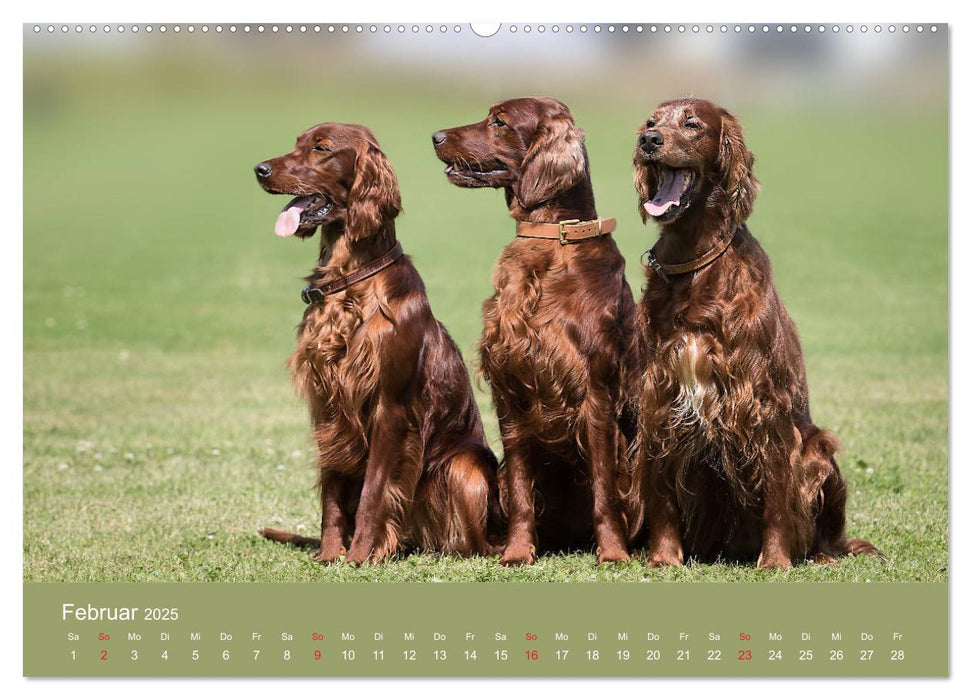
24,582 -> 946,677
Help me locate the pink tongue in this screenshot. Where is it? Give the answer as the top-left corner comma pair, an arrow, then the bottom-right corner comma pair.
274,206 -> 304,237
644,169 -> 686,217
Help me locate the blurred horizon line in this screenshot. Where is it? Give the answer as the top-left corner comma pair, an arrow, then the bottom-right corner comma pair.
24,25 -> 947,112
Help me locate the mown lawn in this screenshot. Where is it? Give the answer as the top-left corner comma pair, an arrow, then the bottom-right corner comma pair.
23,49 -> 947,583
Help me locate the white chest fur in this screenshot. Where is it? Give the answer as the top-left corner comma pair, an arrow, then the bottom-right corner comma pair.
673,335 -> 711,426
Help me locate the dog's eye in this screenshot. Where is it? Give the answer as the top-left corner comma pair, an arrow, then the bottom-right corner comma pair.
684,121 -> 702,130
646,119 -> 656,128
490,117 -> 506,128
312,144 -> 331,152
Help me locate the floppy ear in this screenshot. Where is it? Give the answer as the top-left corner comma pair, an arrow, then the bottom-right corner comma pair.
632,158 -> 658,224
516,114 -> 587,209
716,111 -> 760,226
346,142 -> 402,240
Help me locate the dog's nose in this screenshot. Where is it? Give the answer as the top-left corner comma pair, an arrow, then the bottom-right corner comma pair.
432,131 -> 447,147
254,162 -> 273,179
639,131 -> 664,152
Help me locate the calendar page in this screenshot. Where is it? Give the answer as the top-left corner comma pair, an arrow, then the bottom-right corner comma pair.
22,20 -> 948,679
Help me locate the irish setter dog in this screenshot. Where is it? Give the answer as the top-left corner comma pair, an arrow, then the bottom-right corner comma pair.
254,123 -> 501,564
629,98 -> 881,568
433,98 -> 638,565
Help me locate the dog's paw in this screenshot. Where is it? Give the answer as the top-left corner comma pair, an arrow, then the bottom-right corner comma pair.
344,545 -> 373,566
812,552 -> 839,565
346,542 -> 398,566
499,542 -> 536,567
648,552 -> 683,568
647,542 -> 684,568
756,551 -> 793,569
597,546 -> 631,565
847,539 -> 885,559
312,545 -> 346,565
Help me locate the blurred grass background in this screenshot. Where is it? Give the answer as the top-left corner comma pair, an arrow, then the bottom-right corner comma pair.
23,28 -> 947,582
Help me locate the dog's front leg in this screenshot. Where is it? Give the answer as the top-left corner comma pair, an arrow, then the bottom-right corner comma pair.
583,417 -> 630,564
644,458 -> 685,567
345,404 -> 410,565
499,442 -> 538,566
757,452 -> 797,569
314,472 -> 349,564
757,505 -> 795,569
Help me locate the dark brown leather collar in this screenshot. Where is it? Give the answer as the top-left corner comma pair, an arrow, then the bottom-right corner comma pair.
516,217 -> 617,245
642,225 -> 743,283
301,241 -> 404,304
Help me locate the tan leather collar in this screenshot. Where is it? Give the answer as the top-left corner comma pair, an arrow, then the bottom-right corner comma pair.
516,217 -> 616,245
301,241 -> 404,304
642,226 -> 743,283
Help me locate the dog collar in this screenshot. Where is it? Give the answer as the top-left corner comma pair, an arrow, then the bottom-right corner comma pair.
301,242 -> 404,304
641,225 -> 744,283
516,217 -> 616,245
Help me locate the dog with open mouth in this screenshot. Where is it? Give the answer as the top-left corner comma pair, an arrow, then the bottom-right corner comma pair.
433,98 -> 639,566
629,98 -> 881,568
255,123 -> 502,564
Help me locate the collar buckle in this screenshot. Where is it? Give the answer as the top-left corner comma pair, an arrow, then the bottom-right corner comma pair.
301,286 -> 324,304
641,248 -> 670,284
299,241 -> 404,305
557,219 -> 580,245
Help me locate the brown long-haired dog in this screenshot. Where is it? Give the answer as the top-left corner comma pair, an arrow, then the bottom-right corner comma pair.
629,98 -> 881,568
433,98 -> 638,565
254,123 -> 501,564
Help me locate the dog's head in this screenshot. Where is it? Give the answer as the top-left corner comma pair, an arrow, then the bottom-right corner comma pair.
633,98 -> 758,227
432,97 -> 588,209
255,123 -> 401,240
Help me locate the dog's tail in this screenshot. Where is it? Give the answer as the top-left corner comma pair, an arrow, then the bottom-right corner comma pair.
259,528 -> 321,549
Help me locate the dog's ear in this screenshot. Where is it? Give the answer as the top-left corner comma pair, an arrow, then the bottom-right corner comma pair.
632,156 -> 658,224
346,141 -> 401,240
716,110 -> 759,227
516,113 -> 587,209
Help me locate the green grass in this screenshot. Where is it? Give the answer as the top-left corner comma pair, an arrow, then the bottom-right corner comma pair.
23,54 -> 947,583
